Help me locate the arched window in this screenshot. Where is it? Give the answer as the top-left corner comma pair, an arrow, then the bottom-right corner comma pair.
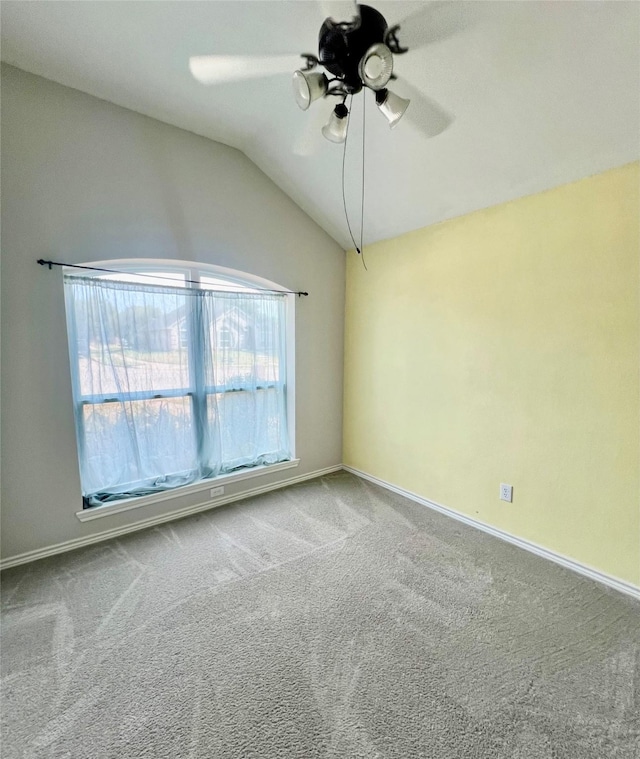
63,260 -> 294,508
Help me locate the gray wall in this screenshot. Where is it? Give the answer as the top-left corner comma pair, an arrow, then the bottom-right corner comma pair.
0,65 -> 345,561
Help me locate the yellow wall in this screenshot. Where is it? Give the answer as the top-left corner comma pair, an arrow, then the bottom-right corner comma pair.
344,162 -> 639,586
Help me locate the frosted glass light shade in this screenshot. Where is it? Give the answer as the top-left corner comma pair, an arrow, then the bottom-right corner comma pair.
322,103 -> 349,143
358,44 -> 393,90
375,88 -> 410,128
292,71 -> 328,110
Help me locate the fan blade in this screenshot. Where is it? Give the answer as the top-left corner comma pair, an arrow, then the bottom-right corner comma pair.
320,0 -> 360,27
189,54 -> 304,85
293,100 -> 334,156
392,77 -> 453,138
391,1 -> 477,52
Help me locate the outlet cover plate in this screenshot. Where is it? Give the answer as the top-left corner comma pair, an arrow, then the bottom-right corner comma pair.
210,486 -> 224,498
500,483 -> 513,502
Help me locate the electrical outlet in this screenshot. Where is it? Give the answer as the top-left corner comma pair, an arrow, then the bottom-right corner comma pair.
210,486 -> 224,498
500,483 -> 513,502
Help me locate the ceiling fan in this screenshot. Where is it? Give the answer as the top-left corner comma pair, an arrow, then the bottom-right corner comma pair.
189,1 -> 457,147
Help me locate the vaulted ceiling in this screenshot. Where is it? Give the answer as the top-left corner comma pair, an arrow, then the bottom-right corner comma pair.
2,1 -> 639,249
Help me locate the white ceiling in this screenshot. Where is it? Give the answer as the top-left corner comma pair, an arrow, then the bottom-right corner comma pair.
2,1 -> 639,249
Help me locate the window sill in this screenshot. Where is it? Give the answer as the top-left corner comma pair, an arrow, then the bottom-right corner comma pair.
75,459 -> 300,522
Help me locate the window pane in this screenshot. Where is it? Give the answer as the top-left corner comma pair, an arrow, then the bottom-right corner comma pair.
207,388 -> 289,470
81,397 -> 197,496
101,271 -> 186,288
199,275 -> 260,293
201,294 -> 283,389
70,280 -> 191,397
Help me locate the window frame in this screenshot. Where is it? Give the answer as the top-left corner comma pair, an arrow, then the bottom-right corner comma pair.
64,258 -> 296,508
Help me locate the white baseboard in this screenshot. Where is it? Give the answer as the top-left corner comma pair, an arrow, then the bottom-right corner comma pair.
0,465 -> 342,571
343,465 -> 640,602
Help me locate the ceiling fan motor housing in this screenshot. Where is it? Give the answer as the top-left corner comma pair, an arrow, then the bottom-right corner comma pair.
319,4 -> 389,93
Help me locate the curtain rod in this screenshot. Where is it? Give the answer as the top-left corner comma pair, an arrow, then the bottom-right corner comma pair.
36,259 -> 309,297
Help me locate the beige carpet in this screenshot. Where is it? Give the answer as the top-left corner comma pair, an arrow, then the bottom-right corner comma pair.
2,471 -> 639,758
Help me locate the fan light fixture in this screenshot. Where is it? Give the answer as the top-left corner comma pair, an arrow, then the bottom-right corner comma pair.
322,103 -> 350,143
375,88 -> 410,128
358,43 -> 393,90
292,70 -> 328,111
291,4 -> 410,142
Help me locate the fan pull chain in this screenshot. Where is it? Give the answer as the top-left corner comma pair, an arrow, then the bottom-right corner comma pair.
342,92 -> 368,270
360,90 -> 368,271
342,95 -> 360,255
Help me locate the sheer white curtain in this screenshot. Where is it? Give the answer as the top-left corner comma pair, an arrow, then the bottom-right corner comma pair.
64,275 -> 290,507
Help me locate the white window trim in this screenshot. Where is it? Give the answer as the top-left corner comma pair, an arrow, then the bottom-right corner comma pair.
65,257 -> 297,512
75,458 -> 300,522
